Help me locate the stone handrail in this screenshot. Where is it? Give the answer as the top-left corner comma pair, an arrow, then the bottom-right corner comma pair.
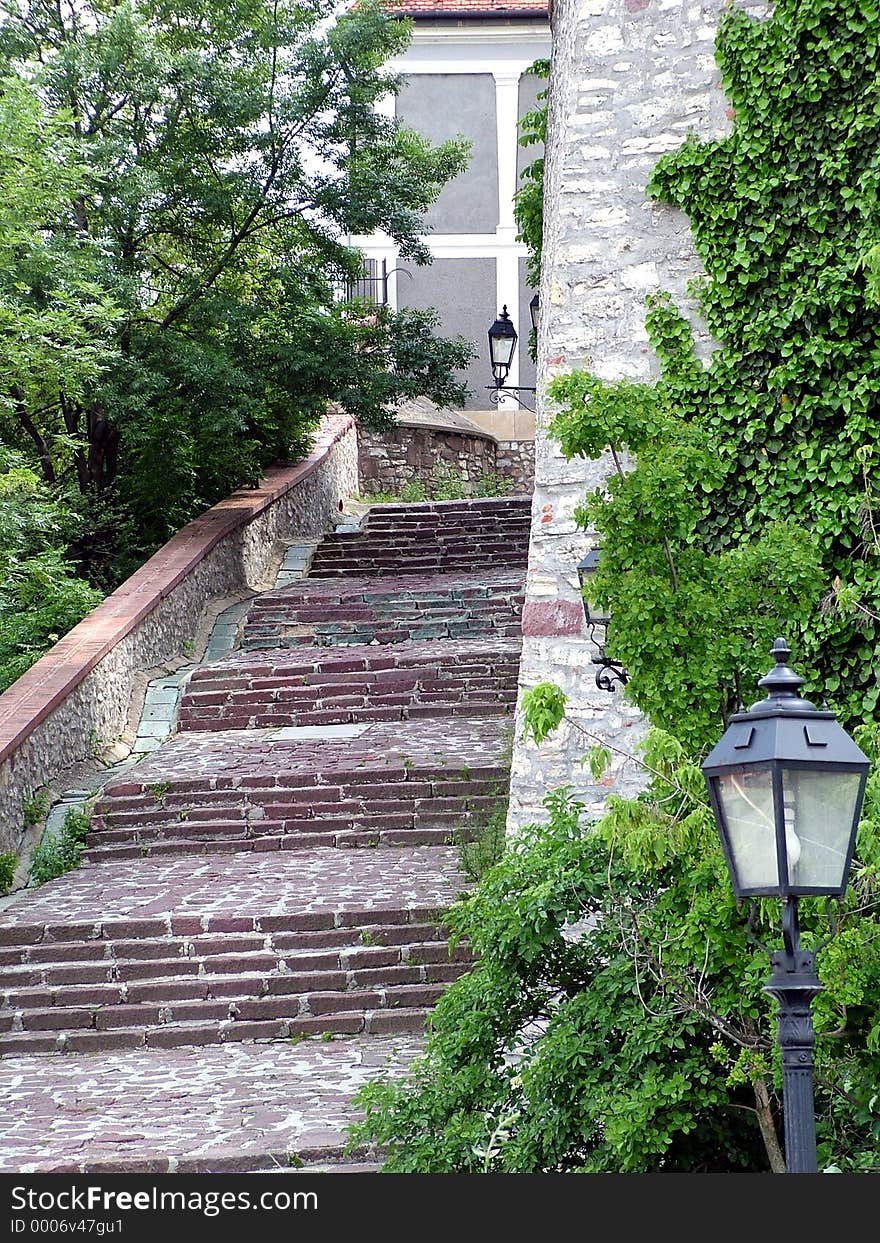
0,413 -> 358,852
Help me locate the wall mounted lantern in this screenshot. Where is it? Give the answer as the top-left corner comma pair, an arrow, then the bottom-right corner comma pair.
576,547 -> 629,693
529,293 -> 540,334
702,638 -> 870,1173
487,306 -> 537,410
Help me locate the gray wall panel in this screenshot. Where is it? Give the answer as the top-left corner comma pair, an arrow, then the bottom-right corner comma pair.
398,257 -> 496,410
397,74 -> 499,235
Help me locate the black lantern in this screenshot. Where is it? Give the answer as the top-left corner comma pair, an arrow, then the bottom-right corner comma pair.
488,305 -> 518,387
529,293 -> 540,334
702,637 -> 870,1174
485,307 -> 537,409
576,547 -> 628,693
702,638 -> 868,899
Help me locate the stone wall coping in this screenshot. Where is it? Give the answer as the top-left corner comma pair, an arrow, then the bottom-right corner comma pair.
0,415 -> 354,767
392,416 -> 500,444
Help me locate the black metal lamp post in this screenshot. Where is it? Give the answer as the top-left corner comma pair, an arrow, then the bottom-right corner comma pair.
486,306 -> 537,409
701,638 -> 870,1173
576,547 -> 628,693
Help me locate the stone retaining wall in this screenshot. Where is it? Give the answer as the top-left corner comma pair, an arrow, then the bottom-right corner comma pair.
358,422 -> 534,496
0,415 -> 358,854
495,440 -> 535,496
508,0 -> 769,831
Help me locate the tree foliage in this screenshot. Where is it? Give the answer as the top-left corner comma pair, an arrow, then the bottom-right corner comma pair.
0,449 -> 102,691
0,0 -> 474,580
513,57 -> 548,290
353,730 -> 880,1172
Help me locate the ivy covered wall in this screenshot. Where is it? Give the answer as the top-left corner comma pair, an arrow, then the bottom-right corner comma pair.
508,0 -> 763,828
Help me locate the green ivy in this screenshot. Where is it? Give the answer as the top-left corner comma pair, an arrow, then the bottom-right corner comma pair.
641,0 -> 880,726
513,59 -> 549,290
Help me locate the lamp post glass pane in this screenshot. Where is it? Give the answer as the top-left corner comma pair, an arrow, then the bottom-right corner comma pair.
577,550 -> 610,627
489,332 -> 516,369
715,764 -> 779,891
782,768 -> 862,891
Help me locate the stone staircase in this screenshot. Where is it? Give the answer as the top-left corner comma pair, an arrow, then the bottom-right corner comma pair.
0,496 -> 528,1172
307,497 -> 530,578
177,637 -> 520,731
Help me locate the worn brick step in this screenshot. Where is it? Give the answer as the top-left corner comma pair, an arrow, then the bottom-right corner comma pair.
92,801 -> 507,835
5,979 -> 454,1034
186,668 -> 519,694
87,807 -> 501,848
95,774 -> 506,817
82,823 -> 480,862
340,540 -> 527,552
98,790 -> 501,826
0,1007 -> 430,1054
0,937 -> 470,999
0,951 -> 472,1012
0,938 -> 461,1004
0,934 -> 469,994
176,701 -> 514,725
0,1003 -> 437,1053
0,907 -> 454,951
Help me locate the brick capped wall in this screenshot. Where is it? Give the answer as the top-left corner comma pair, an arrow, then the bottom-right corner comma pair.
0,416 -> 358,854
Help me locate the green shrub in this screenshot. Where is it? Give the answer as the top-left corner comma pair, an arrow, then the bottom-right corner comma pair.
28,806 -> 91,887
0,851 -> 17,896
431,463 -> 467,501
455,801 -> 508,883
400,476 -> 428,503
474,471 -> 512,499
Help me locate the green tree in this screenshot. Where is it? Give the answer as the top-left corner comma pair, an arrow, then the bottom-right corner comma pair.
0,449 -> 102,691
0,75 -> 121,489
0,0 -> 473,575
352,722 -> 880,1173
513,58 -> 548,290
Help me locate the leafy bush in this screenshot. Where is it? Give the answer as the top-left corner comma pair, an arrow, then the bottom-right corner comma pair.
473,472 -> 512,499
353,730 -> 880,1173
0,851 -> 17,896
0,451 -> 103,692
28,807 -> 91,887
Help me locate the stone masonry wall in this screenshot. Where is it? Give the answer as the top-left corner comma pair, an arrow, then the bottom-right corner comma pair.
495,440 -> 536,496
358,422 -> 535,497
508,0 -> 769,830
0,416 -> 358,854
358,424 -> 496,493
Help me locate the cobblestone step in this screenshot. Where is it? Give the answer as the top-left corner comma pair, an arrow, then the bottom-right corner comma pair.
307,500 -> 530,579
1,981 -> 456,1052
0,937 -> 471,998
239,575 -> 524,650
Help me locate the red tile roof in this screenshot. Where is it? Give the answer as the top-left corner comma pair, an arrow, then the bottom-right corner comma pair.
387,0 -> 549,17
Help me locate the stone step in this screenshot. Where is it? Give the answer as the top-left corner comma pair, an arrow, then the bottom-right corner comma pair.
239,578 -> 524,650
1,952 -> 467,995
0,927 -> 463,981
2,976 -> 456,1040
94,790 -> 503,830
0,1004 -> 431,1055
178,693 -> 516,732
81,821 -> 486,863
0,1034 -> 425,1172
